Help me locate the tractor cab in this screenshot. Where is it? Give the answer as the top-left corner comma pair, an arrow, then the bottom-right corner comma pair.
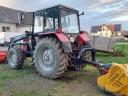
33,5 -> 80,34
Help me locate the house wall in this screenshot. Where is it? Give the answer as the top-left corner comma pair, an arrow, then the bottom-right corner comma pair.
91,25 -> 112,38
113,32 -> 122,37
0,23 -> 31,33
0,23 -> 17,32
17,25 -> 31,32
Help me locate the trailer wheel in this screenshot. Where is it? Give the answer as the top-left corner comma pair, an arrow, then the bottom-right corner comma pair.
34,38 -> 68,79
8,47 -> 24,69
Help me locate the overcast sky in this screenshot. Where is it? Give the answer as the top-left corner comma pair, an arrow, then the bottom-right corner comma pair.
0,0 -> 128,31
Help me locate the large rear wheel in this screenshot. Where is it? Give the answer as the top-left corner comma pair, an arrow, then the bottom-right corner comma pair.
34,37 -> 68,79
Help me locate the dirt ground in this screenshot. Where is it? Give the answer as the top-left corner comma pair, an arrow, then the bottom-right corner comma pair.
0,63 -> 114,96
0,45 -> 120,96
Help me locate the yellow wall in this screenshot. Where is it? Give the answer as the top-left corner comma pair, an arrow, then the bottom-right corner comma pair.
113,32 -> 122,37
91,25 -> 112,38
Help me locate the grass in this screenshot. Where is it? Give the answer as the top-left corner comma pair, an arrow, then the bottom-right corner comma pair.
97,43 -> 128,64
0,43 -> 127,96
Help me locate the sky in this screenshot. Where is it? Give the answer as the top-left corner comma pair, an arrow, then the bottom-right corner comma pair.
0,0 -> 128,31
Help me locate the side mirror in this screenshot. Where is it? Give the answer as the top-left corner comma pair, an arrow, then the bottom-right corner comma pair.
79,12 -> 84,16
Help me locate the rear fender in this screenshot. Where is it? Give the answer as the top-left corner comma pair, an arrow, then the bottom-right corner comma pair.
55,32 -> 72,53
39,32 -> 72,53
77,31 -> 90,47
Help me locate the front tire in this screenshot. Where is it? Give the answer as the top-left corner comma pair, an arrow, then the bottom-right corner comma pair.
34,38 -> 68,79
7,47 -> 24,69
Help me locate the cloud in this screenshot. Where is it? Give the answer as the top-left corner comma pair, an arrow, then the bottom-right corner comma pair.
85,0 -> 128,21
0,0 -> 16,7
110,15 -> 128,21
100,0 -> 116,4
1,0 -> 128,31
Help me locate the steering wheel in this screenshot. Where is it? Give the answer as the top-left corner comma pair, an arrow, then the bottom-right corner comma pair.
44,27 -> 54,32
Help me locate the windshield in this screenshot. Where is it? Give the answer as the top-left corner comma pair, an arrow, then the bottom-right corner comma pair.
61,10 -> 79,33
34,9 -> 59,33
34,16 -> 44,32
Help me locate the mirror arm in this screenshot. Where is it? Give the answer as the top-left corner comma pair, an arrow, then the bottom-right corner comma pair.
79,12 -> 84,16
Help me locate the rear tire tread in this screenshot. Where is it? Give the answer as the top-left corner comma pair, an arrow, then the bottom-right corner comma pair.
34,37 -> 68,79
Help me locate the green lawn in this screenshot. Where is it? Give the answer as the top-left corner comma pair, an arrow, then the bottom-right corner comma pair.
0,43 -> 127,96
97,43 -> 128,64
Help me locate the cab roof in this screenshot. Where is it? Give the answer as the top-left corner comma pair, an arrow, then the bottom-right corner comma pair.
35,4 -> 79,14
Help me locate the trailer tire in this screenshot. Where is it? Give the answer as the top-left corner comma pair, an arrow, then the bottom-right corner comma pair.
34,37 -> 68,79
7,47 -> 24,69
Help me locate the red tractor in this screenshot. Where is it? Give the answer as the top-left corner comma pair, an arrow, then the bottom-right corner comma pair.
7,5 -> 96,79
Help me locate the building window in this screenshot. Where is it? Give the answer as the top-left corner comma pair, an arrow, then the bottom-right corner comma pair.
2,27 -> 6,32
103,27 -> 105,31
2,26 -> 10,32
115,24 -> 121,32
99,28 -> 102,31
7,27 -> 10,31
106,33 -> 108,36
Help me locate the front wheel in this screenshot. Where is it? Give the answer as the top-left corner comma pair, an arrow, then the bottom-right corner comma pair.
7,47 -> 24,69
34,38 -> 68,79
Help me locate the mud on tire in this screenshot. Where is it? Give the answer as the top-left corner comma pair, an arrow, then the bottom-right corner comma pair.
34,37 -> 68,79
7,47 -> 24,69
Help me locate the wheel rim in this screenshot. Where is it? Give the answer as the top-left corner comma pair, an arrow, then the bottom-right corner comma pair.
38,47 -> 56,72
43,49 -> 54,66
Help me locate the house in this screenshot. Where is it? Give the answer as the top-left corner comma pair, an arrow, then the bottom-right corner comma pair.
90,24 -> 122,38
123,31 -> 128,38
0,6 -> 31,33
